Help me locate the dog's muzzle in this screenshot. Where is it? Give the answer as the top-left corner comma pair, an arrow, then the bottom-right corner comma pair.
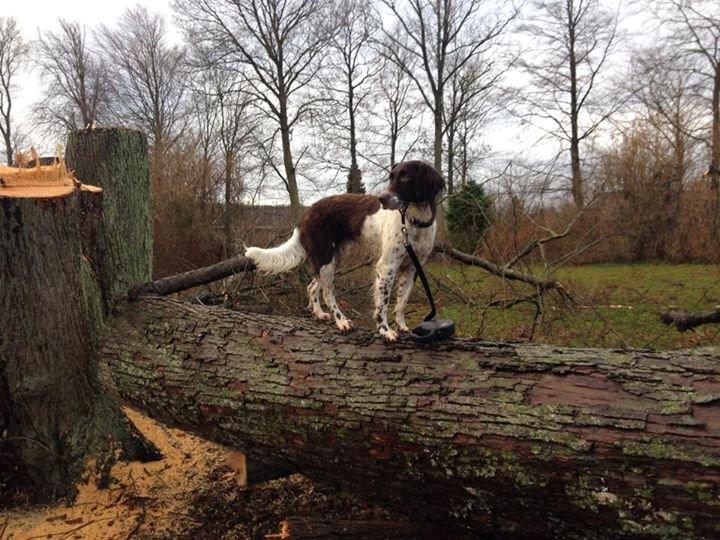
378,191 -> 403,210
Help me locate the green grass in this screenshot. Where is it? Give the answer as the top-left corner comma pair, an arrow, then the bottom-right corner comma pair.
408,262 -> 720,350
242,261 -> 720,350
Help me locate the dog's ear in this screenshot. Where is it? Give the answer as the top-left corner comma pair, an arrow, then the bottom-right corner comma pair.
391,162 -> 411,183
418,162 -> 444,199
434,172 -> 446,197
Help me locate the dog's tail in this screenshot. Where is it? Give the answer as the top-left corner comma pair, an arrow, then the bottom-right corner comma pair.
245,228 -> 306,275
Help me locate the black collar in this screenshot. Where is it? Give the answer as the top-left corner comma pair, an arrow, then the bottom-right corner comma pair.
409,216 -> 435,228
400,204 -> 435,228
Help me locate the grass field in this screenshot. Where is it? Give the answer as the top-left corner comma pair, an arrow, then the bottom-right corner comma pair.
404,262 -> 720,350
238,261 -> 720,350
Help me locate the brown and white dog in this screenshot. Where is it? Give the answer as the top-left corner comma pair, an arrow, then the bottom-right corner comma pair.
245,161 -> 445,342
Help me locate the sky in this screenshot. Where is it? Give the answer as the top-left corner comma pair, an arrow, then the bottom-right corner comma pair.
4,0 -> 178,140
1,0 -> 650,202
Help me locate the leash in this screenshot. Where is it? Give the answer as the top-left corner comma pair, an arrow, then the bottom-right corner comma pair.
399,206 -> 437,322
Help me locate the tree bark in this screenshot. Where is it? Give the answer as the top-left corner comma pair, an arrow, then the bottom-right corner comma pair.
223,150 -> 234,259
710,67 -> 720,190
102,296 -> 720,538
127,254 -> 256,299
0,182 -> 156,504
662,307 -> 720,332
279,94 -> 302,218
446,124 -> 455,196
66,128 -> 153,306
346,75 -> 364,195
568,12 -> 584,209
435,244 -> 565,293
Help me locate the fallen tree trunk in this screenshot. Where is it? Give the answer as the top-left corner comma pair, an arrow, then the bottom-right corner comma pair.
128,254 -> 255,299
662,307 -> 720,332
101,297 -> 720,538
435,243 -> 565,293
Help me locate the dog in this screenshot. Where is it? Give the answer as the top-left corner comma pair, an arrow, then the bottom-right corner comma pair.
244,160 -> 445,342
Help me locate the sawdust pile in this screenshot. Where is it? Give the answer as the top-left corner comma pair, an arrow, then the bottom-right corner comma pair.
0,409 -> 401,540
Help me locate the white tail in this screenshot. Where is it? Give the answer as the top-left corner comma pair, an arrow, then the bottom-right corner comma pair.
245,228 -> 306,275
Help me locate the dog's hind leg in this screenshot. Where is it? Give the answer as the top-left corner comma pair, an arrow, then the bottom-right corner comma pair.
307,278 -> 331,321
393,267 -> 415,333
318,260 -> 353,332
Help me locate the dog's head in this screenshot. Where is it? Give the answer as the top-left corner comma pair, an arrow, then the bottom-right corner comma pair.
378,160 -> 445,211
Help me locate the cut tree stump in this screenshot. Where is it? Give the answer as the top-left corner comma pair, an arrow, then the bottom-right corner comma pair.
0,133 -> 157,504
101,296 -> 720,538
66,128 -> 153,310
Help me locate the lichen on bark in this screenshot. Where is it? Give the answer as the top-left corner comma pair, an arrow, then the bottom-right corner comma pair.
101,297 -> 720,538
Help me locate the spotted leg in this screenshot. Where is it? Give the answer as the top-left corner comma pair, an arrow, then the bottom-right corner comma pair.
373,259 -> 400,342
393,267 -> 415,333
317,260 -> 353,332
307,278 -> 331,321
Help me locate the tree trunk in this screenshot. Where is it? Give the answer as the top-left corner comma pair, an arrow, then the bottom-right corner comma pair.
346,78 -> 364,194
446,126 -> 455,196
279,96 -> 302,218
66,128 -> 153,305
662,307 -> 720,332
101,296 -> 720,538
224,150 -> 234,258
1,127 -> 10,166
568,13 -> 584,208
433,98 -> 443,173
710,66 -> 720,190
0,168 -> 157,503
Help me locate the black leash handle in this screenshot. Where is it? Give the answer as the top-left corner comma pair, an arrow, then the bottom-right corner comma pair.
400,208 -> 437,322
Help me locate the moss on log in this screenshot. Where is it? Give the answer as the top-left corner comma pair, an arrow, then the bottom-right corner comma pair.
0,189 -> 154,503
101,297 -> 720,538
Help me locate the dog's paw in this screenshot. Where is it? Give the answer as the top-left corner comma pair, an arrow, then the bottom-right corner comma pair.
380,328 -> 399,342
336,318 -> 353,332
396,321 -> 410,333
313,311 -> 332,322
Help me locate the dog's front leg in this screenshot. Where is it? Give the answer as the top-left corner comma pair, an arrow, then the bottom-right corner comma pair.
394,266 -> 415,333
373,258 -> 400,342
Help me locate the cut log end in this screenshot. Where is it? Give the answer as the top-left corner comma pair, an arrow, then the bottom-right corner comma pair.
0,163 -> 100,199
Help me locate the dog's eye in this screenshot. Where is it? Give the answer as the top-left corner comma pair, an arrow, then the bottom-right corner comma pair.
399,173 -> 410,183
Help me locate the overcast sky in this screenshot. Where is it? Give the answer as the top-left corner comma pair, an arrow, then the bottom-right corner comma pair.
2,0 -> 650,202
4,0 -> 178,142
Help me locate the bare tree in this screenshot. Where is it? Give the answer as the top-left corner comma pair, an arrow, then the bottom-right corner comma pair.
668,0 -> 720,189
99,6 -> 188,170
34,20 -> 108,137
444,57 -> 500,193
517,0 -> 621,207
0,17 -> 28,166
210,72 -> 256,256
320,0 -> 380,193
174,0 -> 331,216
627,49 -> 706,257
350,51 -> 421,192
381,0 -> 517,173
631,48 -> 705,188
455,98 -> 488,187
189,75 -> 222,205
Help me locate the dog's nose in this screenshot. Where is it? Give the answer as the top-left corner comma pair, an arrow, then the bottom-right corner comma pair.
378,191 -> 402,210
